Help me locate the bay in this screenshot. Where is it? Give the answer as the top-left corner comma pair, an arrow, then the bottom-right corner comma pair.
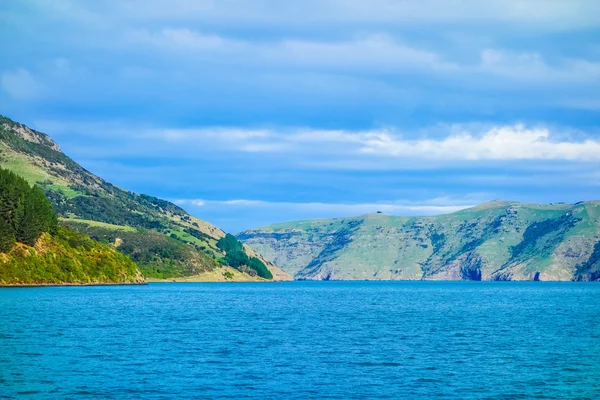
1,281 -> 599,399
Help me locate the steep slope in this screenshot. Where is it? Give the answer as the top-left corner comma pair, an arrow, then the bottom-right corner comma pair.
0,115 -> 290,281
0,228 -> 144,286
238,201 -> 600,281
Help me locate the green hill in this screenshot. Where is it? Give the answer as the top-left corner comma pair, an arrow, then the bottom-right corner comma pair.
0,115 -> 290,281
0,167 -> 143,285
238,201 -> 600,281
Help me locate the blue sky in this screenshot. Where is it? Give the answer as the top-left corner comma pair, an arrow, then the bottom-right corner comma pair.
1,0 -> 600,232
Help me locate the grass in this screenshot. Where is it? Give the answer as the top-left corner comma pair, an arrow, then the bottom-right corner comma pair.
59,217 -> 137,232
0,146 -> 82,199
168,228 -> 204,245
45,183 -> 81,199
0,150 -> 48,184
166,227 -> 221,255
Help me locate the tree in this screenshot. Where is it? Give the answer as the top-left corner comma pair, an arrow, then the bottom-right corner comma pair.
225,250 -> 248,269
248,257 -> 273,279
0,216 -> 14,252
0,168 -> 28,235
217,233 -> 244,253
0,168 -> 58,246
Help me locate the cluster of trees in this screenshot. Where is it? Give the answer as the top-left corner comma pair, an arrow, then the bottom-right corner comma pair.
217,234 -> 273,279
0,168 -> 58,252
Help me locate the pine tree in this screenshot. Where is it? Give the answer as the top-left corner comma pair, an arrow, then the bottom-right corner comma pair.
0,215 -> 15,252
0,168 -> 28,235
0,167 -> 58,246
17,189 -> 39,246
248,257 -> 273,279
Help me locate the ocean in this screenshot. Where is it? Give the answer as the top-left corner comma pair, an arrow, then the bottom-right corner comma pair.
1,281 -> 599,399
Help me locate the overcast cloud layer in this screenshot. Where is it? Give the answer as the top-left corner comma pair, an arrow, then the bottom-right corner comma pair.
1,0 -> 599,231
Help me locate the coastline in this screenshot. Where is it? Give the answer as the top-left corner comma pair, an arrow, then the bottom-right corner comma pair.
0,281 -> 148,288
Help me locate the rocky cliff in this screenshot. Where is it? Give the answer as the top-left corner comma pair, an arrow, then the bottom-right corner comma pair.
238,201 -> 600,281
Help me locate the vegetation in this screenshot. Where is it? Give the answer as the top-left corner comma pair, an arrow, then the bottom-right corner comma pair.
0,167 -> 57,251
217,234 -> 272,279
0,227 -> 142,285
63,221 -> 216,279
0,167 -> 142,285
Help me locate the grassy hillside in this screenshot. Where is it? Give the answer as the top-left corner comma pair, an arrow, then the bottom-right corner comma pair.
0,166 -> 143,285
0,115 -> 290,281
238,201 -> 600,281
0,227 -> 144,285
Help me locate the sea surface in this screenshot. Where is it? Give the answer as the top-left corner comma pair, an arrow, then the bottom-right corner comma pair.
1,281 -> 599,399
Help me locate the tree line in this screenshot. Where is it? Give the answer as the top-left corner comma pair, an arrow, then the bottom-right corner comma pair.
0,167 -> 58,251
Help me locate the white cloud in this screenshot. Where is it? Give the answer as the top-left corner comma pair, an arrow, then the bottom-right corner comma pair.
176,198 -> 478,216
129,29 -> 455,72
127,28 -> 242,51
0,69 -> 43,100
34,119 -> 600,162
145,124 -> 600,161
359,125 -> 600,161
479,49 -> 600,83
269,34 -> 456,71
127,28 -> 600,83
153,128 -> 271,141
240,143 -> 289,153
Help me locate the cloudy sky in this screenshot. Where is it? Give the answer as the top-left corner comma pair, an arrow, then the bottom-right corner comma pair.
1,1 -> 599,232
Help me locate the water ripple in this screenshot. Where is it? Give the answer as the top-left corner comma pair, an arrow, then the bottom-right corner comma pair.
0,281 -> 599,399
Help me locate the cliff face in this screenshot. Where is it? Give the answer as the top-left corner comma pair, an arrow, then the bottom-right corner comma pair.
0,115 -> 290,281
238,201 -> 600,281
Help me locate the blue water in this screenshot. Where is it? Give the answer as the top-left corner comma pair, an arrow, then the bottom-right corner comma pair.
1,282 -> 599,399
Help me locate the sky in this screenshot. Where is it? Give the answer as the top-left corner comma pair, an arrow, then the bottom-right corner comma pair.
1,0 -> 600,232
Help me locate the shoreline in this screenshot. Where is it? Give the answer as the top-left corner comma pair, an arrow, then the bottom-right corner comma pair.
0,282 -> 148,288
2,279 -> 595,287
144,266 -> 292,283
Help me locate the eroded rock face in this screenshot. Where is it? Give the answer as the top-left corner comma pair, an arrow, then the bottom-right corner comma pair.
239,202 -> 600,281
4,123 -> 62,152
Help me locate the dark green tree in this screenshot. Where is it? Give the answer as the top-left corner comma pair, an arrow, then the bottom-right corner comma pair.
0,215 -> 15,252
248,257 -> 273,279
0,168 -> 58,247
0,168 -> 28,235
217,233 -> 244,253
225,250 -> 249,269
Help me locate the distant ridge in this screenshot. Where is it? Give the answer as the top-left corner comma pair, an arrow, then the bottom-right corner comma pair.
239,200 -> 600,281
